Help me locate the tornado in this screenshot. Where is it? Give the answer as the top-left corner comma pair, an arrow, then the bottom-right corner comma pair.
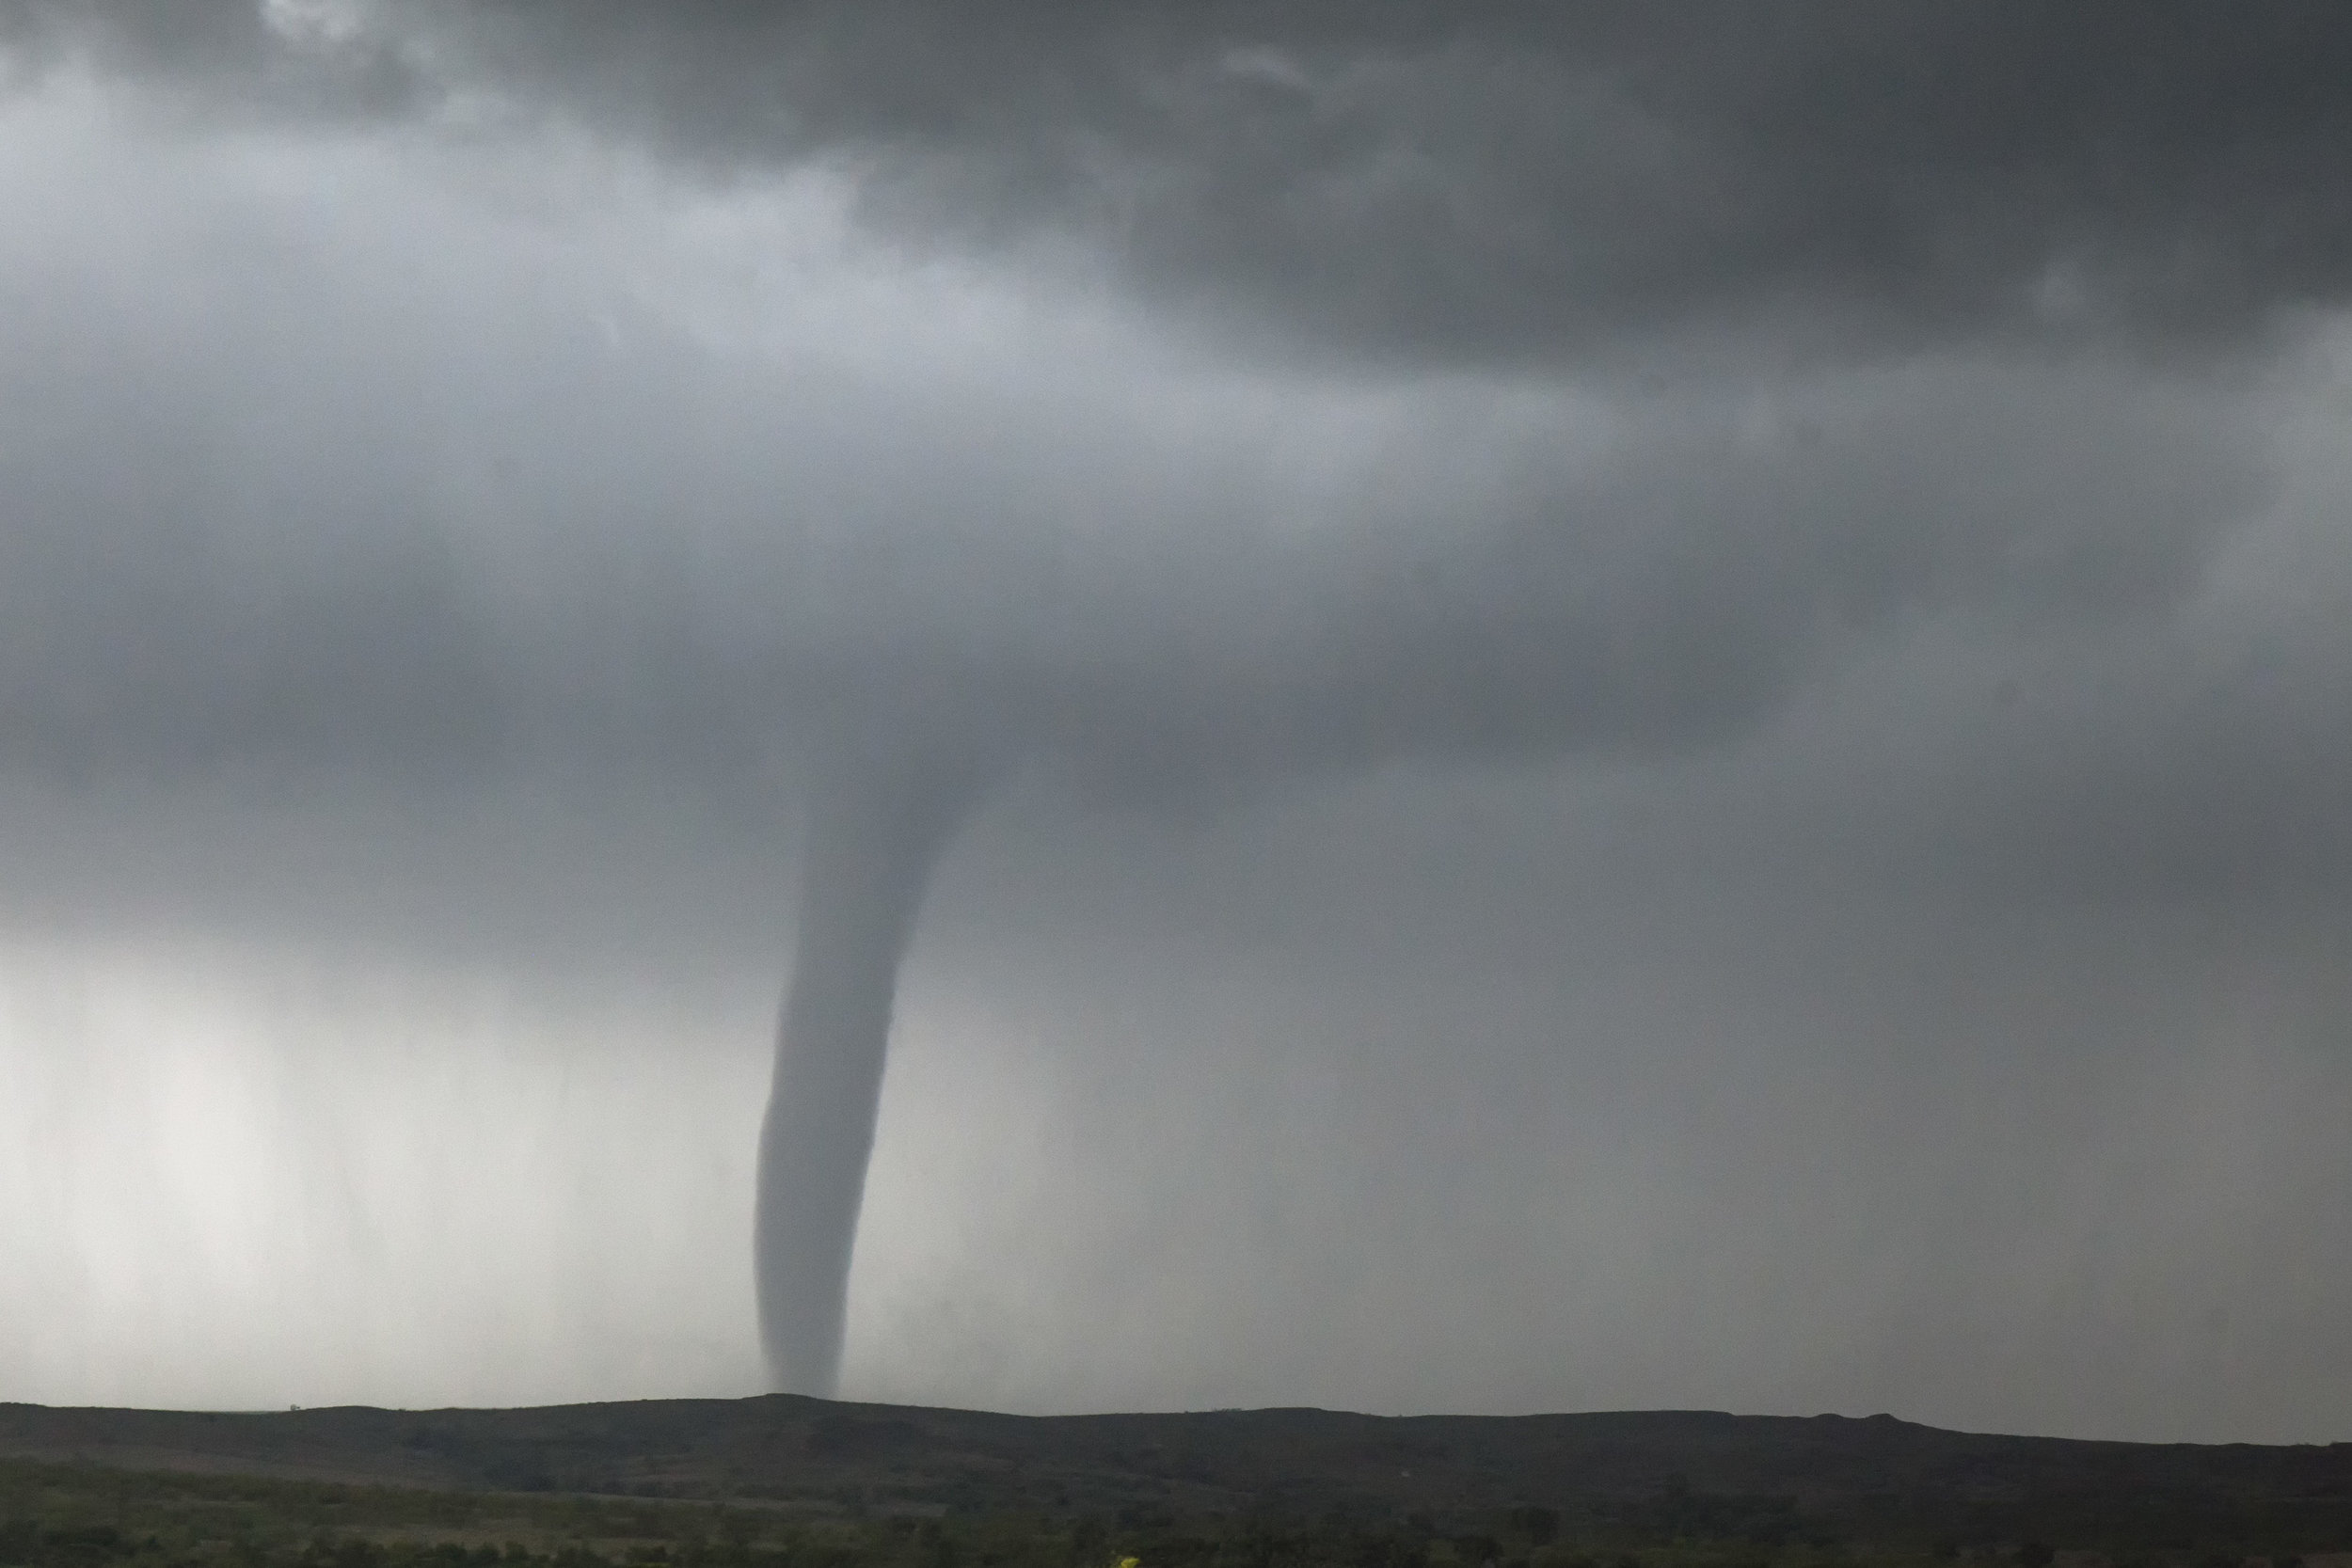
755,733 -> 995,1396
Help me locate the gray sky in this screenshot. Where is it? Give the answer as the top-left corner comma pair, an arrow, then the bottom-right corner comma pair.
3,2 -> 2351,1441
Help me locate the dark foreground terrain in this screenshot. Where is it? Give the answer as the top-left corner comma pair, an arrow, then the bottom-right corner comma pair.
4,1399 -> 2348,1568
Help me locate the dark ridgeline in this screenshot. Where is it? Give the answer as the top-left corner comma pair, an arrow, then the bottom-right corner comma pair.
4,1400 -> 2350,1560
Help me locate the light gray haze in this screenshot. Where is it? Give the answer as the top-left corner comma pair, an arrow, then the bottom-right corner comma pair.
3,2 -> 2352,1432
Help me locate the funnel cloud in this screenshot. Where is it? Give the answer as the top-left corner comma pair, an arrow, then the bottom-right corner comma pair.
759,731 -> 997,1395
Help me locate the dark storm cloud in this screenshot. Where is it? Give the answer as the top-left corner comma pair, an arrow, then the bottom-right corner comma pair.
0,6 -> 2337,952
0,158 -> 2265,794
0,3 -> 2328,801
10,2 -> 2352,366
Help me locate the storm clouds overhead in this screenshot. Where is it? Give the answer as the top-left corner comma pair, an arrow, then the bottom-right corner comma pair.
2,1 -> 2351,1434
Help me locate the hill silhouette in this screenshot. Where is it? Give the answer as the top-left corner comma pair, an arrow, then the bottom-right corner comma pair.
6,1398 -> 2352,1557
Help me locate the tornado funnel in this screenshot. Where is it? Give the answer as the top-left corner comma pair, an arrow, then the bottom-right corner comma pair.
755,737 -> 993,1395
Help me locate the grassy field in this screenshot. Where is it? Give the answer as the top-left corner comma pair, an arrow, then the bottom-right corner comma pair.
5,1401 -> 2350,1568
0,1455 -> 1922,1568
